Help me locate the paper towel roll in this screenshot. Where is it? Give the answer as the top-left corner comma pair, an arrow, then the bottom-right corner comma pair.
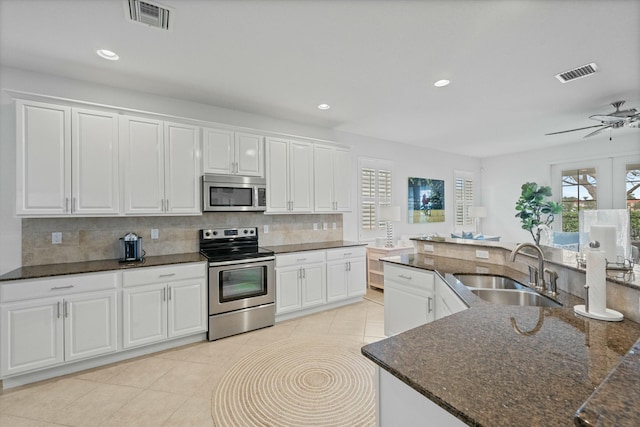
586,247 -> 607,315
590,225 -> 617,263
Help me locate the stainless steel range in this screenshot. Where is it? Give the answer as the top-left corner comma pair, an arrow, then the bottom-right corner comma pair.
199,227 -> 275,341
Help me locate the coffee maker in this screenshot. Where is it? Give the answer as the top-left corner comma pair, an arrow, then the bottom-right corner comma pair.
119,232 -> 144,262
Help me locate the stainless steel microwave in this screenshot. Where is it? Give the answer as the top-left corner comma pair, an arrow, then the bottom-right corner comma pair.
202,174 -> 267,212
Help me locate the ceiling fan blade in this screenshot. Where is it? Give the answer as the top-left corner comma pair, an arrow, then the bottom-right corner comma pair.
589,114 -> 625,123
583,125 -> 611,138
545,124 -> 603,136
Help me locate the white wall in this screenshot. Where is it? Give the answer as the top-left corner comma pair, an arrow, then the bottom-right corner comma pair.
0,66 -> 482,273
481,133 -> 640,244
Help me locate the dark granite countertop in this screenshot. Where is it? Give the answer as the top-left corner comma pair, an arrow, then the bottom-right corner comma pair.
362,253 -> 640,427
0,253 -> 206,282
264,240 -> 366,254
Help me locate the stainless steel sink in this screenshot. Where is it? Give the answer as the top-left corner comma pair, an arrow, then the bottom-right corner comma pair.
453,273 -> 527,290
470,289 -> 562,308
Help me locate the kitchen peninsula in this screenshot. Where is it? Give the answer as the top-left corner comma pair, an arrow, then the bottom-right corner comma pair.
362,238 -> 640,426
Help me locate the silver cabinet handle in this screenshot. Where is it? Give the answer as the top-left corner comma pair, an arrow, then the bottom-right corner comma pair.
348,261 -> 351,271
64,301 -> 69,318
345,262 -> 349,272
57,301 -> 62,319
162,288 -> 166,301
399,274 -> 412,280
296,258 -> 307,262
51,285 -> 74,290
427,297 -> 433,314
165,199 -> 169,212
159,273 -> 176,278
302,268 -> 306,279
344,252 -> 352,256
298,268 -> 302,279
168,286 -> 172,300
72,197 -> 76,213
65,197 -> 69,213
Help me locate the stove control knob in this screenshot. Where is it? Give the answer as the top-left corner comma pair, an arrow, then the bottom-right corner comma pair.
212,231 -> 218,236
243,229 -> 249,234
249,229 -> 254,234
204,230 -> 212,238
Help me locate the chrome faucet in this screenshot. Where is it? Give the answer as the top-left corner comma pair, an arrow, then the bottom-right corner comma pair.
509,242 -> 546,292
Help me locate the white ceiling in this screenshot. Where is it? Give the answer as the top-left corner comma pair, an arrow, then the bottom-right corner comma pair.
1,0 -> 639,158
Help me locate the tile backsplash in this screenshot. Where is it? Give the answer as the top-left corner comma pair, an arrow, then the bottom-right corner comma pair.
22,212 -> 343,266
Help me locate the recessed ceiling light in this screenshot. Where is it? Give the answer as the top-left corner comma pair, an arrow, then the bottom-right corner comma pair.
318,104 -> 331,110
434,79 -> 450,87
97,49 -> 119,61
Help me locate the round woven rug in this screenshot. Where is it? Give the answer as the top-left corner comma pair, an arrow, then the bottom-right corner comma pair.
211,338 -> 375,427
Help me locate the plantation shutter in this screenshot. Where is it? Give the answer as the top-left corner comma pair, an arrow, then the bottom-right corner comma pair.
361,166 -> 393,231
455,175 -> 474,227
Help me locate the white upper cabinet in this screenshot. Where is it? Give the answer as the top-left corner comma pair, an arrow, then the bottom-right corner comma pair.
265,137 -> 313,213
16,100 -> 120,216
314,144 -> 351,212
72,108 -> 120,215
203,127 -> 263,176
164,122 -> 201,214
16,100 -> 71,215
121,116 -> 200,215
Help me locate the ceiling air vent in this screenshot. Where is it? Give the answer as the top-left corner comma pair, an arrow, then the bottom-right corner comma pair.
126,0 -> 172,30
554,63 -> 598,83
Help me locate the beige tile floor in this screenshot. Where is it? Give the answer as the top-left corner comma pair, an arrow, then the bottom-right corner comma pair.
0,289 -> 385,427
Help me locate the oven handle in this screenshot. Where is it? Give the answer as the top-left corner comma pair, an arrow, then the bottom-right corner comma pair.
209,256 -> 275,267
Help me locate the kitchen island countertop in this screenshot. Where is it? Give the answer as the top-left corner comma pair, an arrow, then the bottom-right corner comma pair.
362,253 -> 640,426
264,240 -> 366,254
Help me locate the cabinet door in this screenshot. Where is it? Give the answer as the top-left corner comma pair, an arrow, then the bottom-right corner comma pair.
275,268 -> 302,314
120,115 -> 165,214
168,280 -> 207,338
301,264 -> 325,308
435,278 -> 467,320
333,148 -> 351,211
347,258 -> 366,297
202,127 -> 234,174
326,261 -> 348,302
64,290 -> 117,362
0,297 -> 64,376
235,132 -> 264,176
122,284 -> 167,348
265,137 -> 290,213
384,283 -> 434,336
164,122 -> 200,214
15,99 -> 71,215
313,144 -> 334,212
289,140 -> 313,212
72,108 -> 120,215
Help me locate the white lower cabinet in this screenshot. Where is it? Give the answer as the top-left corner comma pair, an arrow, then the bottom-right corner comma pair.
0,273 -> 118,377
122,263 -> 207,349
384,263 -> 466,336
326,247 -> 366,302
275,251 -> 326,315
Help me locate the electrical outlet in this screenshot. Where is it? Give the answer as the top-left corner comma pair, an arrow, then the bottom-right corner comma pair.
476,250 -> 489,259
323,223 -> 328,231
423,244 -> 434,252
313,223 -> 318,231
52,232 -> 62,245
332,222 -> 337,230
263,225 -> 269,234
151,229 -> 159,240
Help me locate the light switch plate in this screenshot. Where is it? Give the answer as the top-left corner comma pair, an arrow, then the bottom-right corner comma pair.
151,229 -> 159,240
263,225 -> 269,234
52,232 -> 62,245
332,222 -> 337,230
475,250 -> 489,259
313,223 -> 318,231
323,223 -> 328,231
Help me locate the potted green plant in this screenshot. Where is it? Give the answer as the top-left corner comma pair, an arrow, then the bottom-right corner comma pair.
515,182 -> 563,246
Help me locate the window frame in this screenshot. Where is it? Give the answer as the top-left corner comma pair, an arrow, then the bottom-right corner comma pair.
358,157 -> 394,242
453,170 -> 475,232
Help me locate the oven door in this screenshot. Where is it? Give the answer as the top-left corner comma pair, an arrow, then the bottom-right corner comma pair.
209,257 -> 275,315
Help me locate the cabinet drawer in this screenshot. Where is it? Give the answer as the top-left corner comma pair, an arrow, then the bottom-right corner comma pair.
326,246 -> 366,261
384,264 -> 434,292
122,263 -> 206,288
276,251 -> 325,268
1,272 -> 117,303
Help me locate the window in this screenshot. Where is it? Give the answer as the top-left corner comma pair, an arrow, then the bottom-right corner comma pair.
360,160 -> 392,239
627,163 -> 640,240
561,168 -> 597,232
454,171 -> 474,230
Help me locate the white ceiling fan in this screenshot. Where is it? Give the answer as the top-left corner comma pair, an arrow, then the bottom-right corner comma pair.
546,100 -> 640,139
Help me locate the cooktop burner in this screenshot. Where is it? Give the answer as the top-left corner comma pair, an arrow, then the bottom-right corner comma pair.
199,227 -> 274,263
